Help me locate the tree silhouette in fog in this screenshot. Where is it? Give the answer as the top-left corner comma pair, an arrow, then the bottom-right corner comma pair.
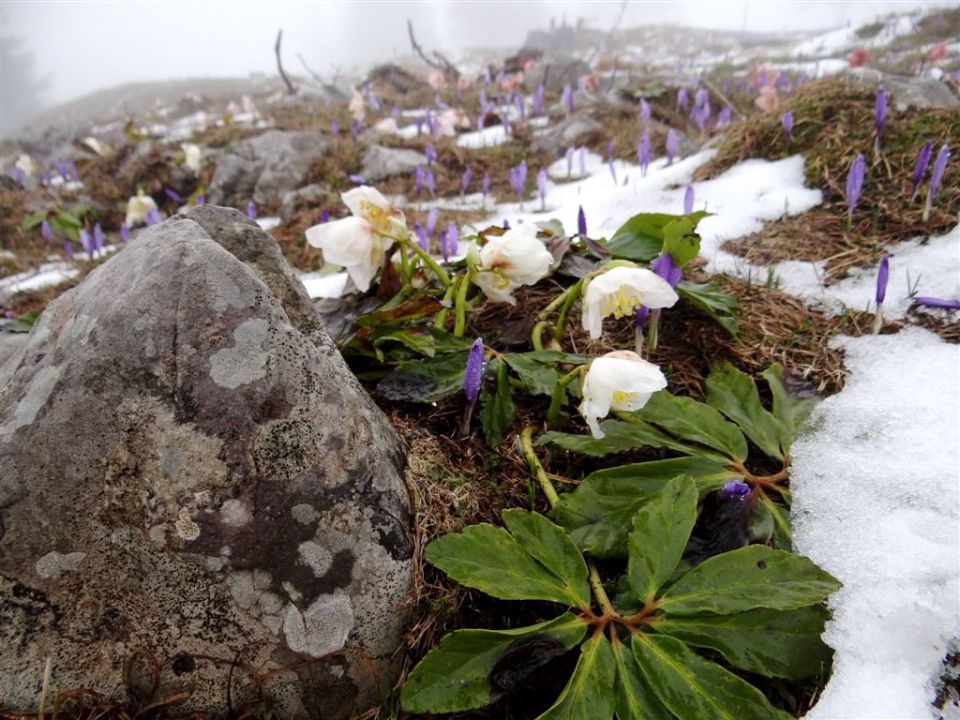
1,11 -> 50,135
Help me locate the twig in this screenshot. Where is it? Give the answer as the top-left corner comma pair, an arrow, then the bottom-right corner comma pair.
585,1 -> 628,65
274,29 -> 297,95
407,20 -> 460,79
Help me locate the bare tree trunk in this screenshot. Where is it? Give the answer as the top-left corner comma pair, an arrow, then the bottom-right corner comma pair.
406,20 -> 460,79
275,29 -> 297,95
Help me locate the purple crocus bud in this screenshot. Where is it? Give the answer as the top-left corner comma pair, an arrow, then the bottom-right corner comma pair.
426,207 -> 438,236
578,146 -> 586,178
40,219 -> 52,243
537,167 -> 547,209
12,167 -> 23,188
56,159 -> 70,179
331,118 -> 340,136
392,105 -> 400,121
517,160 -> 528,194
875,87 -> 887,144
875,254 -> 890,306
414,221 -> 428,251
482,172 -> 490,201
635,306 -> 649,328
425,168 -> 436,195
928,144 -> 950,200
716,105 -> 733,130
514,93 -> 526,120
446,222 -> 459,258
350,120 -> 360,143
782,111 -> 794,140
414,116 -> 423,137
562,83 -> 574,113
533,84 -> 545,115
565,146 -> 575,178
695,103 -> 711,132
846,153 -> 866,220
912,296 -> 960,310
435,93 -> 448,110
247,200 -> 257,219
319,210 -> 330,223
348,174 -> 366,185
666,129 -> 679,165
577,205 -> 587,237
910,141 -> 934,200
119,223 -> 130,243
461,168 -> 473,196
195,195 -> 205,205
425,143 -> 436,166
79,229 -> 92,254
463,337 -> 485,404
721,480 -> 751,500
683,184 -> 695,214
165,187 -> 182,203
695,87 -> 709,109
415,165 -> 424,195
652,253 -> 682,288
63,241 -> 74,260
93,223 -> 105,252
146,208 -> 162,226
479,87 -> 487,107
677,87 -> 689,110
476,114 -> 485,132
608,156 -> 617,185
637,129 -> 651,176
638,98 -> 651,121
503,219 -> 510,229
439,229 -> 449,261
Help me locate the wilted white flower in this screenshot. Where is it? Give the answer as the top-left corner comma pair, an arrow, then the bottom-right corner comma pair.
125,190 -> 159,227
581,266 -> 678,339
82,137 -> 107,156
472,223 -> 553,304
181,143 -> 202,174
580,350 -> 667,439
14,154 -> 34,176
305,185 -> 407,292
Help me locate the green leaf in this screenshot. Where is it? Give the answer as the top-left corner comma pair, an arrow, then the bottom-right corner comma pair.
705,364 -> 784,460
658,545 -> 841,616
539,419 -> 725,461
552,458 -> 739,559
632,633 -> 792,720
611,638 -> 673,719
425,520 -> 589,607
661,217 -> 702,268
677,281 -> 738,336
373,329 -> 437,357
628,476 -> 699,604
522,350 -> 591,365
537,632 -> 615,720
759,493 -> 792,551
354,295 -> 443,328
400,613 -> 587,714
635,392 -> 748,461
761,364 -> 818,456
502,509 -> 591,611
654,606 -> 833,680
503,353 -> 562,396
604,213 -> 670,262
480,358 -> 516,447
376,353 -> 466,402
20,211 -> 46,231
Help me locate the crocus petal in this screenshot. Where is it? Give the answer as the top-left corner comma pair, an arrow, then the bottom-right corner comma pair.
305,216 -> 383,292
463,338 -> 485,403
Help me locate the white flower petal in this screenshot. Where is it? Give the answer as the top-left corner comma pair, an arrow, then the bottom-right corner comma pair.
579,352 -> 667,439
473,271 -> 520,304
341,186 -> 406,238
581,266 -> 679,339
305,216 -> 383,292
125,192 -> 158,227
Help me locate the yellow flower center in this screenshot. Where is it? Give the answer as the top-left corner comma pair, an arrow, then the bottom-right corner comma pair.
599,288 -> 642,320
612,390 -> 638,405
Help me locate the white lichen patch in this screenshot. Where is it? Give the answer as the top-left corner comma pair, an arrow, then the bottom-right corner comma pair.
282,591 -> 355,658
174,507 -> 201,541
297,540 -> 333,577
35,551 -> 86,579
220,499 -> 252,528
208,318 -> 269,389
1,365 -> 62,439
291,503 -> 319,525
148,524 -> 168,545
227,570 -> 257,610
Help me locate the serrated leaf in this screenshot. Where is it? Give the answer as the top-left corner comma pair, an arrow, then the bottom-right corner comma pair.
425,520 -> 588,607
761,364 -> 817,456
658,545 -> 841,616
661,217 -> 702,268
654,606 -> 833,680
628,476 -> 699,604
552,458 -> 739,559
705,364 -> 784,460
635,391 -> 748,460
503,353 -> 562,396
537,632 -> 615,720
632,633 -> 792,720
502,509 -> 591,611
611,638 -> 673,719
400,613 -> 587,714
677,281 -> 738,336
538,419 -> 726,461
480,358 -> 516,447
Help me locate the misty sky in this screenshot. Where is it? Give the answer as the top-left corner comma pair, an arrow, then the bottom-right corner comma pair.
3,1 -> 948,106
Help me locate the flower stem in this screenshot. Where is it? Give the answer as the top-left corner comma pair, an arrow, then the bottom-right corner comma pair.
588,564 -> 617,618
434,276 -> 461,330
551,279 -> 583,342
531,320 -> 552,351
546,366 -> 583,427
453,270 -> 472,336
403,239 -> 452,287
519,425 -> 559,507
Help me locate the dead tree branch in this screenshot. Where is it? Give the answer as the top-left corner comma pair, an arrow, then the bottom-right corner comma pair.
275,29 -> 297,95
585,1 -> 628,65
406,20 -> 460,79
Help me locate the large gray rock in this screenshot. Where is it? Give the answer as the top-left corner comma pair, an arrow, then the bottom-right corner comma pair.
0,206 -> 412,719
531,112 -> 602,155
846,68 -> 960,111
360,144 -> 428,183
208,130 -> 328,208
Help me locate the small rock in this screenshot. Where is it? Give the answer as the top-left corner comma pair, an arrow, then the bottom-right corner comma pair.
360,144 -> 429,183
530,112 -> 602,155
846,68 -> 960,111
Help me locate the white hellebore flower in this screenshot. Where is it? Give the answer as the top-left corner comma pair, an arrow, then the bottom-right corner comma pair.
14,154 -> 34,176
125,190 -> 158,227
582,266 -> 679,339
305,186 -> 407,292
349,89 -> 366,123
580,351 -> 667,439
473,223 -> 553,305
181,143 -> 202,174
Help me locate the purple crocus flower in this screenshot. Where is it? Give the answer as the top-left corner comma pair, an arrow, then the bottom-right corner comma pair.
425,143 -> 436,166
247,200 -> 257,219
460,168 -> 473,198
425,168 -> 436,195
119,223 -> 130,243
924,144 -> 950,219
392,105 -> 400,121
40,219 -> 52,243
565,146 -> 574,178
446,222 -> 459,259
910,141 -> 934,201
694,87 -> 709,109
463,337 -> 485,404
331,118 -> 339,136
145,208 -> 162,226
56,159 -> 70,179
319,210 -> 330,223
607,142 -> 617,185
426,207 -> 438,237
503,219 -> 510,229
414,116 -> 423,137
716,105 -> 733,130
578,146 -> 586,178
435,93 -> 448,110
846,153 -> 866,221
637,130 -> 651,176
63,241 -> 74,260
79,229 -> 92,254
439,229 -> 449,261
652,253 -> 682,288
875,87 -> 887,146
537,167 -> 547,209
638,98 -> 651,121
12,167 -> 23,188
577,205 -> 587,237
695,103 -> 711,133
165,187 -> 182,204
912,296 -> 960,310
635,306 -> 649,328
414,221 -> 428,251
533,84 -> 545,115
683,184 -> 695,214
721,480 -> 751,500
195,195 -> 205,206
666,129 -> 679,165
677,87 -> 689,110
482,172 -> 490,203
350,120 -> 359,143
562,83 -> 574,113
782,111 -> 794,140
93,223 -> 105,253
875,254 -> 890,306
515,93 -> 526,120
348,174 -> 366,185
415,165 -> 424,195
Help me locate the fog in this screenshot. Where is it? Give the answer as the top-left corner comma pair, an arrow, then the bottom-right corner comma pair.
1,0 -> 948,127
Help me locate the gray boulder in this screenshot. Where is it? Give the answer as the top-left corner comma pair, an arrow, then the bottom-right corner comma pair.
207,130 -> 328,208
0,206 -> 412,719
281,183 -> 329,221
360,144 -> 428,183
531,112 -> 602,155
846,68 -> 960,111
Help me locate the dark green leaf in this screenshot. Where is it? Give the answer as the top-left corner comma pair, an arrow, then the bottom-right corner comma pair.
376,353 -> 466,402
677,281 -> 738,336
538,632 -> 616,720
373,328 -> 437,357
19,211 -> 46,231
400,613 -> 587,714
521,350 -> 591,365
425,521 -> 588,607
480,359 -> 516,447
611,638 -> 673,719
759,494 -> 792,551
354,296 -> 443,327
661,217 -> 702,268
628,476 -> 699,604
503,353 -> 562,396
632,633 -> 792,720
538,419 -> 725,461
604,213 -> 670,262
761,364 -> 818,456
502,509 -> 591,611
635,392 -> 748,460
658,545 -> 841,616
654,606 -> 833,679
552,458 -> 740,559
705,364 -> 784,460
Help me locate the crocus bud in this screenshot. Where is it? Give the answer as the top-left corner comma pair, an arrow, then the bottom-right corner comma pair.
40,219 -> 52,243
924,144 -> 950,220
578,147 -> 586,178
912,296 -> 960,310
677,87 -> 689,110
415,165 -> 424,195
426,207 -> 438,237
566,146 -> 574,178
874,87 -> 887,146
247,200 -> 257,219
721,480 -> 751,500
414,221 -> 428,251
64,241 -> 74,260
666,129 -> 679,165
425,168 -> 435,194
638,98 -> 651,121
683,184 -> 695,214
846,153 -> 866,221
79,229 -> 92,254
537,168 -> 547,209
577,205 -> 587,237
93,223 -> 105,252
461,168 -> 473,196
875,254 -> 890,307
910,141 -> 934,201
782,110 -> 794,140
446,221 -> 459,258
119,223 -> 130,243
463,338 -> 485,404
637,130 -> 651,176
